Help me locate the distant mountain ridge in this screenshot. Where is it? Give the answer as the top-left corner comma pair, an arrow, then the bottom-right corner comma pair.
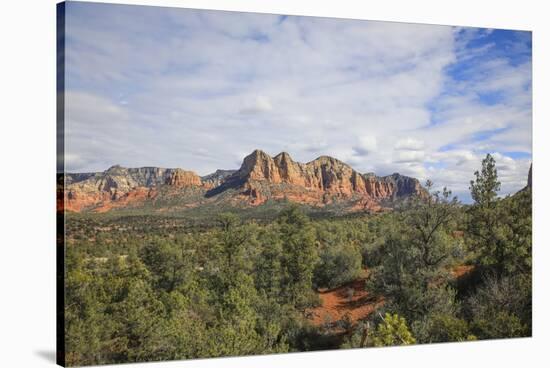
62,150 -> 426,213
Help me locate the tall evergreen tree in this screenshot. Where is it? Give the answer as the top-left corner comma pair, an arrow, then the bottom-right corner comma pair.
467,154 -> 530,277
470,153 -> 501,207
277,206 -> 319,309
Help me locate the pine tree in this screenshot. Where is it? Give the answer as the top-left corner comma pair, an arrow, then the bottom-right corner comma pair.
470,153 -> 501,207
277,206 -> 319,309
467,154 -> 531,277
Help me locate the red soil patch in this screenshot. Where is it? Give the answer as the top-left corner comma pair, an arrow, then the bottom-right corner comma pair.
306,265 -> 474,332
452,230 -> 465,239
452,264 -> 475,279
306,271 -> 383,330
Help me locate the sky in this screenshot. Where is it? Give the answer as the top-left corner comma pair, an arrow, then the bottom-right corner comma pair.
63,2 -> 532,202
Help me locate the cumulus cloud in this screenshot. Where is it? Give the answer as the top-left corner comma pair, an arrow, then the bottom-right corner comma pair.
353,136 -> 377,156
63,3 -> 532,202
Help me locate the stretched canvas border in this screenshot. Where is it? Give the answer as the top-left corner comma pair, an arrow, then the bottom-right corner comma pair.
56,2 -> 66,366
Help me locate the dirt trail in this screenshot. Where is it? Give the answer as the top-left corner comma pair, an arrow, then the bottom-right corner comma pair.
306,271 -> 383,329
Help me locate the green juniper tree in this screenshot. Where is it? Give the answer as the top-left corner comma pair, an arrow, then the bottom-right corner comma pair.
277,206 -> 319,309
467,154 -> 531,277
368,181 -> 461,323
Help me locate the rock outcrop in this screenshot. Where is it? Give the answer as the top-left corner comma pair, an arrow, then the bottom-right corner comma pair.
210,149 -> 426,207
201,169 -> 237,188
62,150 -> 426,213
165,169 -> 202,187
64,166 -> 202,212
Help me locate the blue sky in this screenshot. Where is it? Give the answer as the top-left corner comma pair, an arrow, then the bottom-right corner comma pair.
63,2 -> 532,202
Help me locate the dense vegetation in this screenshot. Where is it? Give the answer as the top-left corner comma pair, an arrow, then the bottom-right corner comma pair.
64,155 -> 531,365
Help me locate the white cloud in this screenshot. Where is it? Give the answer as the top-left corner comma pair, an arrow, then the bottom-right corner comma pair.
394,150 -> 425,163
239,95 -> 273,115
353,136 -> 377,156
395,138 -> 424,151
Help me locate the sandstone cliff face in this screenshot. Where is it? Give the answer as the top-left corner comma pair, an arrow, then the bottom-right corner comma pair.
201,169 -> 236,188
62,150 -> 426,213
236,150 -> 366,194
368,173 -> 426,199
165,169 -> 202,187
64,166 -> 204,212
66,165 -> 171,194
221,149 -> 426,206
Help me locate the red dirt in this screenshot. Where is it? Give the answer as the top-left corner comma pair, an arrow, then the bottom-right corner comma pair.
451,264 -> 475,279
306,264 -> 474,330
452,230 -> 465,239
306,271 -> 383,330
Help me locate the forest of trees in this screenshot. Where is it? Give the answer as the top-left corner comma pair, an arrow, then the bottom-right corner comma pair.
64,154 -> 532,366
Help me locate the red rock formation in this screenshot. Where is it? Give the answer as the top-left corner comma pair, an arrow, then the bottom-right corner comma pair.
65,190 -> 114,212
94,187 -> 158,213
62,150 -> 426,213
165,169 -> 202,187
63,166 -> 202,212
225,150 -> 426,206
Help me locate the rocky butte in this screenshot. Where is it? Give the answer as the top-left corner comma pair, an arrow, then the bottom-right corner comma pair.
62,149 -> 427,213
